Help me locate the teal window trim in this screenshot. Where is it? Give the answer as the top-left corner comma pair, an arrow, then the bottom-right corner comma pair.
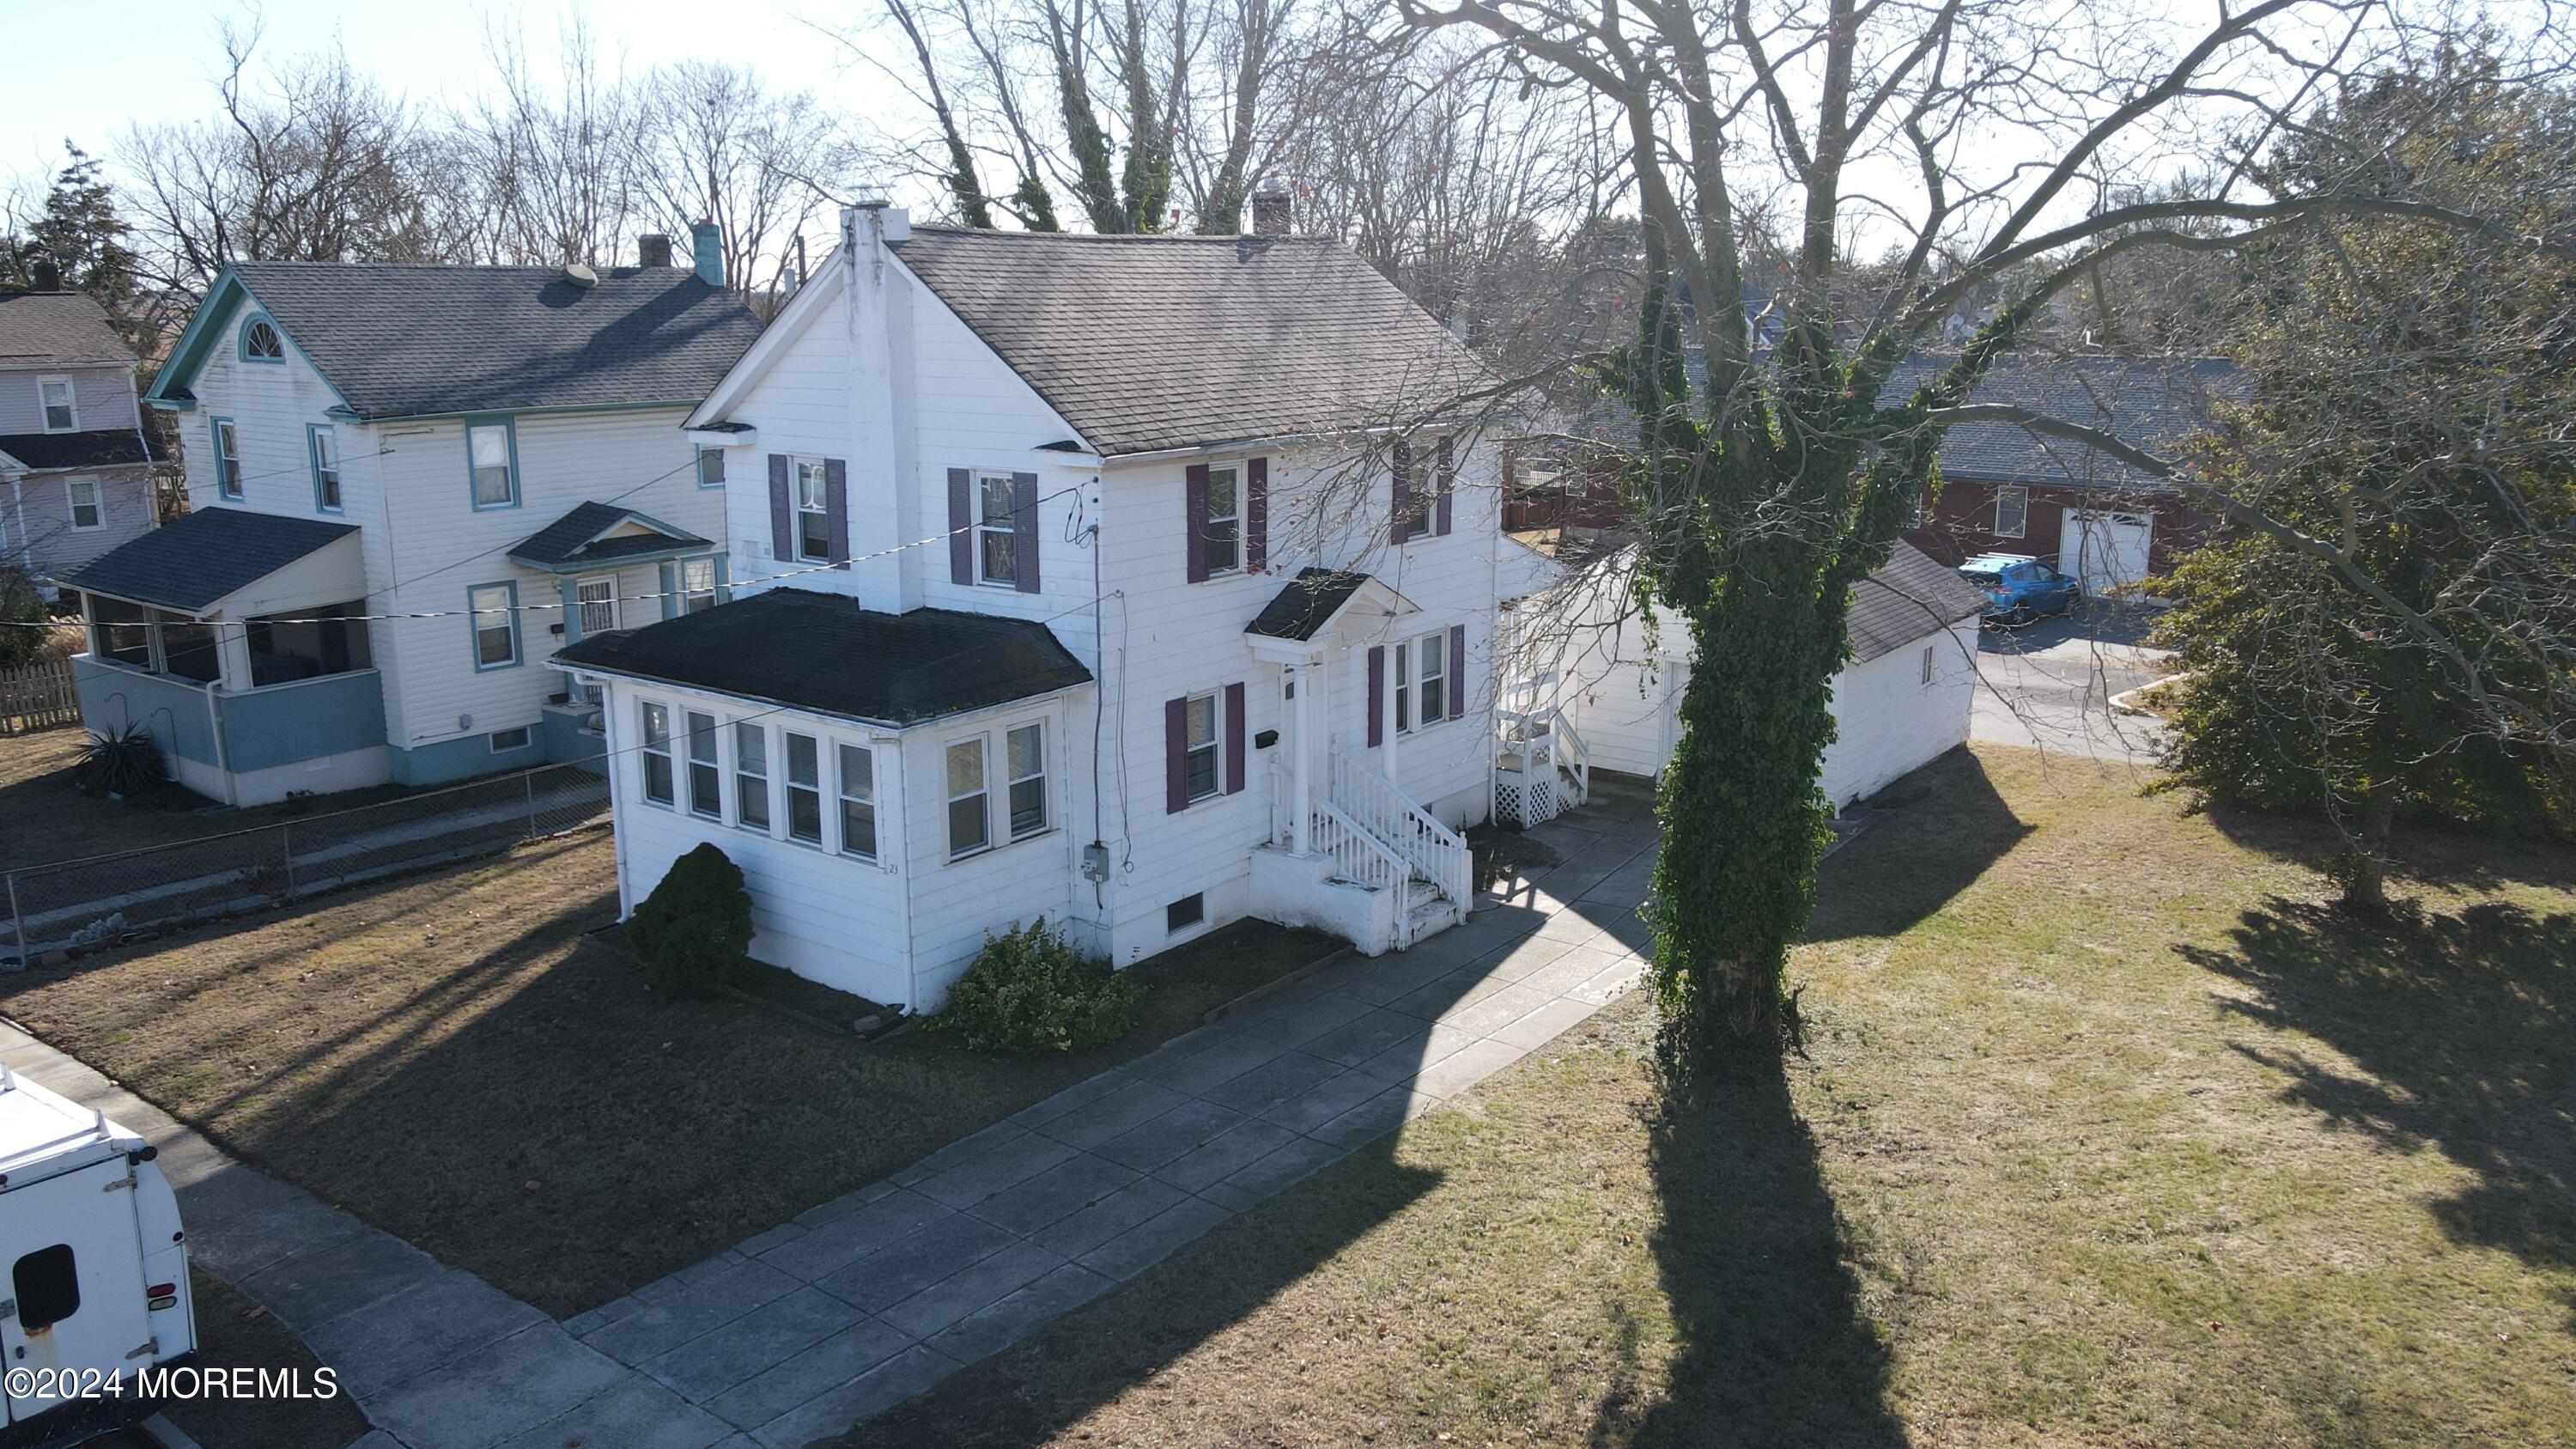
696,446 -> 726,489
237,314 -> 286,363
467,580 -> 523,672
465,415 -> 521,511
307,423 -> 342,513
210,416 -> 243,500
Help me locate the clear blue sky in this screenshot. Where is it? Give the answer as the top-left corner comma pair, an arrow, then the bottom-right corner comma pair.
3,0 -> 906,194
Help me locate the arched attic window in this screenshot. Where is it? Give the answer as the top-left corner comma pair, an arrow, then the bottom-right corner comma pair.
240,315 -> 284,362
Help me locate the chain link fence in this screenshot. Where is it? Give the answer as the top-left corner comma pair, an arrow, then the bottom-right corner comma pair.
4,762 -> 611,965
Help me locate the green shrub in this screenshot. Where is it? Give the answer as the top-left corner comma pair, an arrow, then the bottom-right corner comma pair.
74,723 -> 166,798
930,917 -> 1143,1053
629,843 -> 755,998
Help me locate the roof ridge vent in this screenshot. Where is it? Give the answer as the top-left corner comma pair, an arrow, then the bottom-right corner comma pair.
563,262 -> 600,289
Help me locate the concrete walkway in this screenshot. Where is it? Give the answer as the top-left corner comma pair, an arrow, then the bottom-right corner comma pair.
3,778 -> 1660,1449
556,777 -> 1661,1446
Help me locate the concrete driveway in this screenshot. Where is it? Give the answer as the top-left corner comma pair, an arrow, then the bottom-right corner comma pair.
1968,599 -> 2173,764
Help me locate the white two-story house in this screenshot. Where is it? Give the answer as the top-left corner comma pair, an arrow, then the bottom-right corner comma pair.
64,228 -> 762,805
558,203 -> 1527,1009
1,280 -> 163,593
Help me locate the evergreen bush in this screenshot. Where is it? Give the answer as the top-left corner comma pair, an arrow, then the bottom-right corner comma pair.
930,917 -> 1143,1053
629,843 -> 755,998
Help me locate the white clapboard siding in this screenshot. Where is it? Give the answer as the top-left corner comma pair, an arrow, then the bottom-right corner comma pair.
0,364 -> 138,435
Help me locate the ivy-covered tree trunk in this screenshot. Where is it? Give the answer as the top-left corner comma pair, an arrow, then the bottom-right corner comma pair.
1648,551 -> 1844,1050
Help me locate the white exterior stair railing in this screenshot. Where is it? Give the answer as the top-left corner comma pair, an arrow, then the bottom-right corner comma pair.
1327,750 -> 1473,927
1495,705 -> 1592,824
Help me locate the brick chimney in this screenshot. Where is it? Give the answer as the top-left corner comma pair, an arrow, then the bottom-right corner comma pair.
638,234 -> 673,269
31,259 -> 61,292
1251,178 -> 1291,238
690,220 -> 723,288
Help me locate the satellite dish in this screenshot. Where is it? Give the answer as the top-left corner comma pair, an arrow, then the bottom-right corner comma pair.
563,263 -> 600,289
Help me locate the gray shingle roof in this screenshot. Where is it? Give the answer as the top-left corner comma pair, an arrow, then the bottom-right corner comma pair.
62,506 -> 356,611
889,228 -> 1493,457
1848,541 -> 1986,662
1245,568 -> 1371,642
228,263 -> 764,421
556,588 -> 1094,726
0,291 -> 134,366
0,430 -> 163,471
1886,354 -> 2241,490
507,502 -> 709,572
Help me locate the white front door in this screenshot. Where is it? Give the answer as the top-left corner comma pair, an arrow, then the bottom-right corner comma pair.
2060,509 -> 2153,594
2,1160 -> 153,1423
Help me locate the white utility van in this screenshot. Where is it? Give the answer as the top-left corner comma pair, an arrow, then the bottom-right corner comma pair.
0,1065 -> 195,1447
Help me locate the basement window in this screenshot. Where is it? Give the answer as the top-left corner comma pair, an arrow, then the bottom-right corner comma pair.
489,725 -> 532,752
1166,893 -> 1206,933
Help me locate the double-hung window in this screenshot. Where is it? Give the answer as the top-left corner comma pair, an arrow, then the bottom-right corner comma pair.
838,743 -> 878,859
975,474 -> 1017,586
680,557 -> 719,613
796,460 -> 830,561
685,710 -> 721,819
1182,692 -> 1221,803
309,425 -> 340,510
576,578 -> 617,635
65,478 -> 100,531
1994,485 -> 2029,539
1005,723 -> 1048,839
784,732 -> 823,844
1202,466 -> 1241,575
38,376 -> 75,431
639,703 -> 674,805
1394,632 -> 1445,733
696,447 -> 726,488
1416,631 -> 1447,724
946,738 -> 989,857
211,418 -> 243,499
468,420 -> 517,508
733,721 -> 771,831
468,582 -> 519,669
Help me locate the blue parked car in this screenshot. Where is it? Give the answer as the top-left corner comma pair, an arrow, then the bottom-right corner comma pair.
1958,553 -> 2081,625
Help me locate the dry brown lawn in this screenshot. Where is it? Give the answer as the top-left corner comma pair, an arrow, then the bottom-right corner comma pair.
0,832 -> 1335,1316
854,744 -> 2576,1448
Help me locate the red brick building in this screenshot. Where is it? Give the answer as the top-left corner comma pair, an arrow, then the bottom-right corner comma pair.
1896,354 -> 2239,594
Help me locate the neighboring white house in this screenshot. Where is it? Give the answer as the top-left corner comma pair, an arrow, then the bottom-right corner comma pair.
559,202 -> 1517,1011
0,283 -> 163,594
1528,540 -> 1985,813
62,228 -> 762,805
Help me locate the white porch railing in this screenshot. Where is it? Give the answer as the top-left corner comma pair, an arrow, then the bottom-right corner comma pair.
1327,749 -> 1473,916
1313,800 -> 1413,908
1497,705 -> 1593,818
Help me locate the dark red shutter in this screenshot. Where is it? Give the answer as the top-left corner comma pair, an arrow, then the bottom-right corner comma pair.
768,454 -> 792,562
1012,471 -> 1040,594
1366,646 -> 1385,747
947,468 -> 972,585
1388,441 -> 1413,546
824,458 -> 850,569
1164,696 -> 1190,813
1245,457 -> 1268,571
1224,681 -> 1246,794
1184,463 -> 1211,583
1448,624 -> 1467,719
1435,436 -> 1455,537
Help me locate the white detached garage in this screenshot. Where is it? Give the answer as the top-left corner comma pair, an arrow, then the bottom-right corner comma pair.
1533,542 -> 1984,813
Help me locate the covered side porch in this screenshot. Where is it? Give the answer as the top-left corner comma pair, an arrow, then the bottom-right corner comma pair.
63,507 -> 388,806
509,500 -> 731,773
1243,569 -> 1476,956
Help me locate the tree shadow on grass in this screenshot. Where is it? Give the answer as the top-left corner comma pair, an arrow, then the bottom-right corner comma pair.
1807,746 -> 2032,944
1593,1054 -> 1906,1449
2180,897 -> 2576,1323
